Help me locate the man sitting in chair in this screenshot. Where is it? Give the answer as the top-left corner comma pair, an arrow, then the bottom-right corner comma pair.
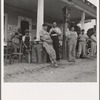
12,32 -> 20,53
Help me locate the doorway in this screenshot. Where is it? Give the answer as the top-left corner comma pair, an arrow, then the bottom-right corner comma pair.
18,16 -> 32,36
21,20 -> 29,36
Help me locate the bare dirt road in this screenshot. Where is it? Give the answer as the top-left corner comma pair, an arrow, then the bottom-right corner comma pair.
4,58 -> 97,82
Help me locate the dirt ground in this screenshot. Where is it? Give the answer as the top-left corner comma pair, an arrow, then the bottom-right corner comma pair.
4,58 -> 97,82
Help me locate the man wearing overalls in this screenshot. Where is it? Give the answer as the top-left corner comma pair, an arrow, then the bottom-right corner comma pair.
90,32 -> 97,58
78,29 -> 88,58
22,29 -> 31,62
67,27 -> 78,62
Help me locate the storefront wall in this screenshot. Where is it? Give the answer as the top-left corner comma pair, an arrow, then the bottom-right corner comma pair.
4,3 -> 65,63
4,4 -> 37,41
4,4 -> 63,42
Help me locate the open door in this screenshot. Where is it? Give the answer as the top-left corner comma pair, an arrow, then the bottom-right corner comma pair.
21,20 -> 29,36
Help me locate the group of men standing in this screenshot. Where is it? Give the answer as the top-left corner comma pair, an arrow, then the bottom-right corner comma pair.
65,27 -> 96,62
42,22 -> 97,63
11,21 -> 97,66
39,21 -> 96,67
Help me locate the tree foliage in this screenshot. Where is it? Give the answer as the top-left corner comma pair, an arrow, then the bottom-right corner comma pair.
87,28 -> 94,38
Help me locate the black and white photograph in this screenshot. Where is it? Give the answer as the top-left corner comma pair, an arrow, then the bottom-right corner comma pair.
1,0 -> 99,100
3,0 -> 98,82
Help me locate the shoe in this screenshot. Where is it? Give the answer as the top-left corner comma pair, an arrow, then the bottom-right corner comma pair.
50,62 -> 54,67
77,54 -> 80,58
57,59 -> 60,62
54,62 -> 58,68
68,60 -> 73,62
72,60 -> 75,62
68,59 -> 75,62
82,57 -> 85,59
55,63 -> 58,67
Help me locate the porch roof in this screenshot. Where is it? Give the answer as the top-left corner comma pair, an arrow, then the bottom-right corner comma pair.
4,0 -> 97,23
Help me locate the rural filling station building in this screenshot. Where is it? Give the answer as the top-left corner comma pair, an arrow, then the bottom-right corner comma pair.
4,0 -> 97,61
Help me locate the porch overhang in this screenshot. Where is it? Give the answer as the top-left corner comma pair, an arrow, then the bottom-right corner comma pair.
4,0 -> 97,23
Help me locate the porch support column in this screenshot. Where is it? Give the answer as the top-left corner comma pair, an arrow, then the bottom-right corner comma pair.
36,0 -> 44,40
81,11 -> 85,29
62,6 -> 70,59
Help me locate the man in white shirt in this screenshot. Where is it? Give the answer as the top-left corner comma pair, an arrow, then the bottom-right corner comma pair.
49,22 -> 62,61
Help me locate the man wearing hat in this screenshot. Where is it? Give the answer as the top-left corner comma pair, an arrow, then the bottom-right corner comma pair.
40,23 -> 58,67
77,29 -> 88,58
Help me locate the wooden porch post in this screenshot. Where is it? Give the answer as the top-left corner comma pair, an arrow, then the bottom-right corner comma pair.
62,6 -> 70,59
81,11 -> 85,29
36,0 -> 44,40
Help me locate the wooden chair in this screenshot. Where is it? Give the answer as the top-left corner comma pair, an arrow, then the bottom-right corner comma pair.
12,41 -> 23,63
4,41 -> 13,64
